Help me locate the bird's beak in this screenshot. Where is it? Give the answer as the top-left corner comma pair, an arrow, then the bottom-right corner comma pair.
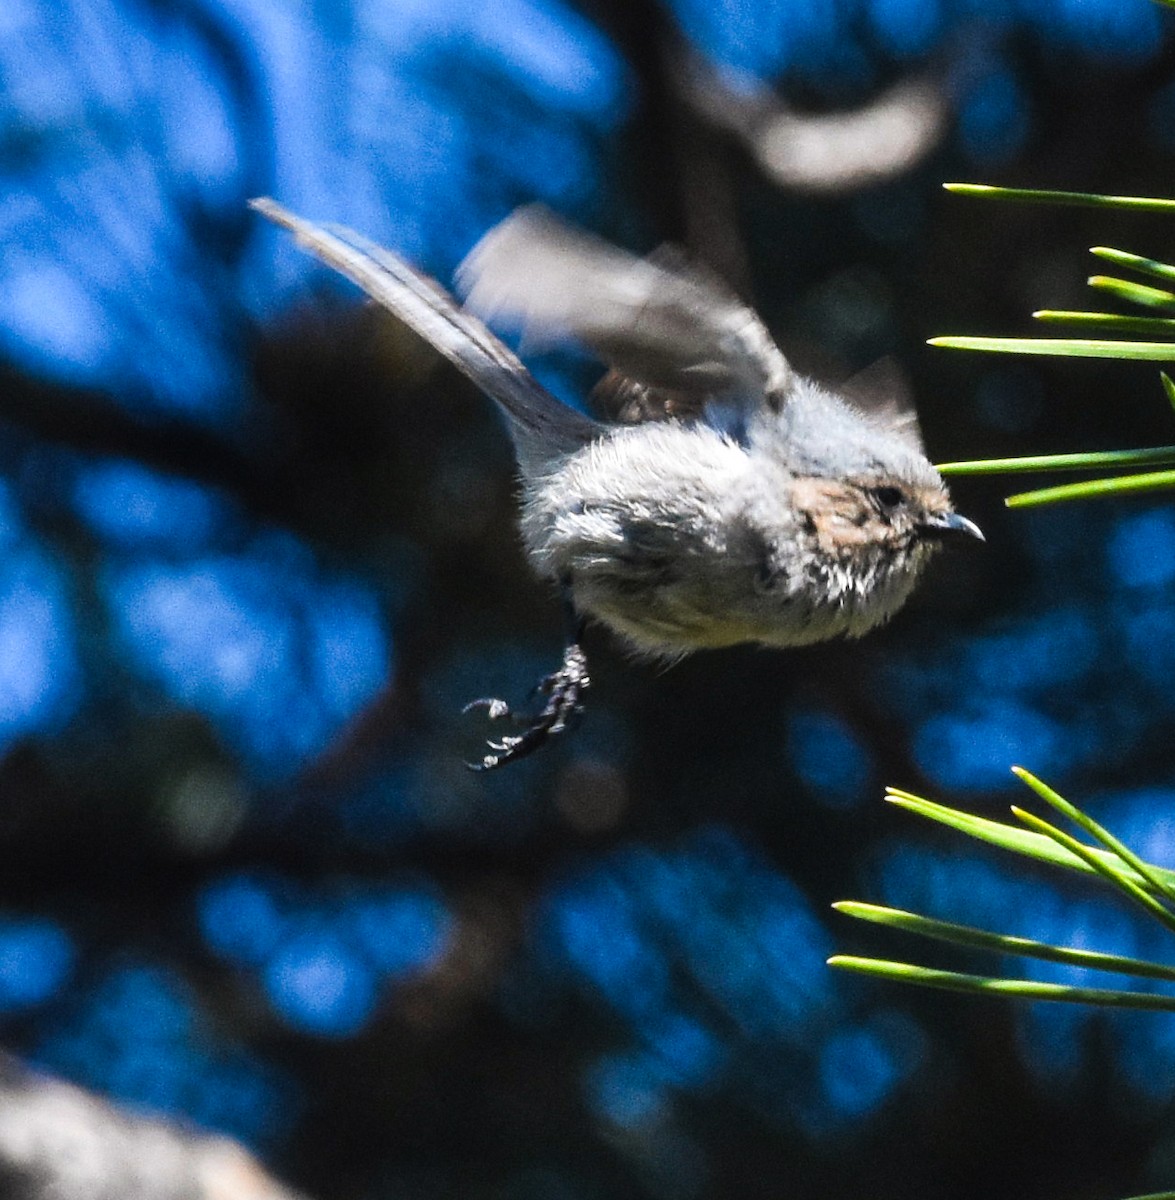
920,510 -> 985,542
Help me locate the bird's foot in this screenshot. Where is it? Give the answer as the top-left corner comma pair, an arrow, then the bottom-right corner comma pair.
463,643 -> 590,771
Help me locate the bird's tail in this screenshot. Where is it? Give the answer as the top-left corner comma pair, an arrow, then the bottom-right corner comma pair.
251,199 -> 599,470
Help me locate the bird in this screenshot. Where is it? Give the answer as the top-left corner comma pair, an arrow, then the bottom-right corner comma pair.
252,199 -> 982,770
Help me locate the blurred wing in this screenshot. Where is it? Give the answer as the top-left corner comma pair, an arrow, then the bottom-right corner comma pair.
456,205 -> 791,413
251,199 -> 599,464
838,356 -> 924,453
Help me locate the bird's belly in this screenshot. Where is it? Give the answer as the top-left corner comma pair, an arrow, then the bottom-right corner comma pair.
571,576 -> 842,658
572,560 -> 918,659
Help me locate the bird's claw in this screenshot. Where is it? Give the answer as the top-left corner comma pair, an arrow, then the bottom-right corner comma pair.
462,697 -> 516,723
463,644 -> 590,771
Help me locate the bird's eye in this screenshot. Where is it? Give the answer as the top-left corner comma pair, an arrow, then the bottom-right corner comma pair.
874,486 -> 905,510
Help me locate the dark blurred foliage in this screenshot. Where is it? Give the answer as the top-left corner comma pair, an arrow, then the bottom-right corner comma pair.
2,0 -> 1175,1198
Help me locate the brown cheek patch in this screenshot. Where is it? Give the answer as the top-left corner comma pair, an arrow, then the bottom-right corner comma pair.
791,477 -> 890,553
911,483 -> 952,511
790,478 -> 849,511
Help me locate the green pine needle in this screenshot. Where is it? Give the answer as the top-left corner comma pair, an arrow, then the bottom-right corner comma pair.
838,774 -> 1175,1015
1005,469 -> 1175,507
1011,806 -> 1175,935
944,183 -> 1175,211
827,957 -> 1175,1010
1013,767 -> 1175,904
884,786 -> 1175,894
1033,310 -> 1175,336
930,335 -> 1175,360
1091,246 -> 1175,286
937,446 -> 1175,475
1087,276 -> 1175,311
833,901 -> 1175,981
1164,372 -> 1175,408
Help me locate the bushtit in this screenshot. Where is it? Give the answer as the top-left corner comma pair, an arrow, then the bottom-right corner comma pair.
252,199 -> 982,770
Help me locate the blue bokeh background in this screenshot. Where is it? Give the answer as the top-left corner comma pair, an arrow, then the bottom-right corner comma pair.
1,0 -> 1175,1197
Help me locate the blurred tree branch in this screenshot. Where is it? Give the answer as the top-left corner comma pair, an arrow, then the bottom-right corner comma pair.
0,1052 -> 306,1200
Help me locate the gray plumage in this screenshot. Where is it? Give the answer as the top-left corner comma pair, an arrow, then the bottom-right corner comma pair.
254,199 -> 980,665
455,205 -> 976,658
